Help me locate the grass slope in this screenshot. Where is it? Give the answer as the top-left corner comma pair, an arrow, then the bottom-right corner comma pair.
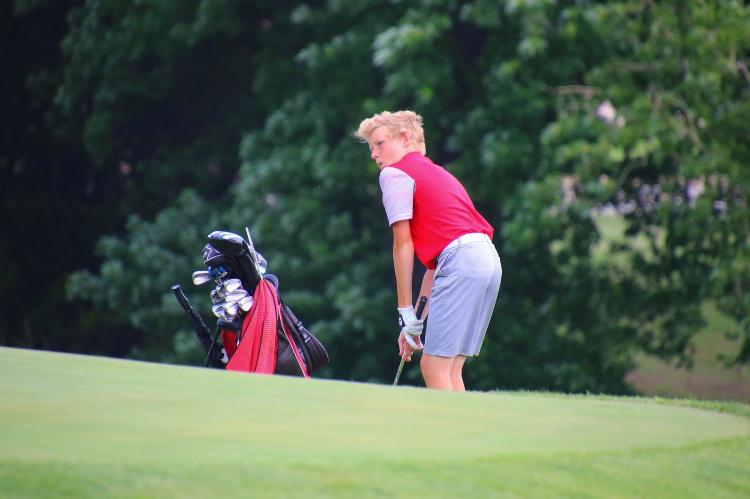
1,347 -> 749,498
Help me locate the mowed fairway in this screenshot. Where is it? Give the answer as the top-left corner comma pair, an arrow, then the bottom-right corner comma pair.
1,347 -> 749,498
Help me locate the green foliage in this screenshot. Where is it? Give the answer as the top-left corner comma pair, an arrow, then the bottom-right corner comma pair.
0,0 -> 122,354
551,1 -> 750,366
67,190 -> 219,362
56,0 -> 750,392
54,0 -> 297,218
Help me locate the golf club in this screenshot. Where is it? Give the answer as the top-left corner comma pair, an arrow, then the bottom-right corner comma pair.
172,283 -> 225,368
223,278 -> 243,293
245,226 -> 266,278
225,301 -> 239,316
192,270 -> 212,286
393,295 -> 428,386
224,289 -> 248,302
238,295 -> 253,312
212,303 -> 229,319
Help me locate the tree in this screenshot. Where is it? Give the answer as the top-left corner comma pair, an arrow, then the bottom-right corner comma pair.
537,1 -> 750,367
0,0 -> 126,354
54,0 -> 288,217
2,0 -> 312,358
64,1 -> 750,392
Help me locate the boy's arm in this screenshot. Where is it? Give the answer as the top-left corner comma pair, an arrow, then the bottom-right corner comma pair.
391,220 -> 414,308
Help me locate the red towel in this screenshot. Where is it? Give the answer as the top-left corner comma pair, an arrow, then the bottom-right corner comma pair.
226,279 -> 278,374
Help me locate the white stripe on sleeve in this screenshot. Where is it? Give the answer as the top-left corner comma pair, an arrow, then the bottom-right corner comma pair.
379,167 -> 415,226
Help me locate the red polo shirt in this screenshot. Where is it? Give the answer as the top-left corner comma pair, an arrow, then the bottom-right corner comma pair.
389,152 -> 494,269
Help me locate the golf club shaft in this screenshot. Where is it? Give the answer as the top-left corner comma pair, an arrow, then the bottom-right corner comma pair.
171,283 -> 212,351
204,324 -> 223,367
393,296 -> 428,386
172,283 -> 225,368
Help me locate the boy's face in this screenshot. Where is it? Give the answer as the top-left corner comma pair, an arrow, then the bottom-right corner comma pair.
368,126 -> 410,170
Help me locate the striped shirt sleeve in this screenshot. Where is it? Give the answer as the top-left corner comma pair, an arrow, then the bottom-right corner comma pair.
379,167 -> 415,226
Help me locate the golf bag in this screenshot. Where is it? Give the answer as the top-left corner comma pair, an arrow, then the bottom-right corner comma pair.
172,229 -> 329,377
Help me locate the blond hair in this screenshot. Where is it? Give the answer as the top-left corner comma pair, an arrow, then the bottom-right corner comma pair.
354,110 -> 426,154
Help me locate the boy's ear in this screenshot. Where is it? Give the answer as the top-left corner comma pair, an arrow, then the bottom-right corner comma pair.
400,130 -> 411,146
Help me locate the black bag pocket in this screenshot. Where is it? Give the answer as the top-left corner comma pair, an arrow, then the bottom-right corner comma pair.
275,330 -> 305,376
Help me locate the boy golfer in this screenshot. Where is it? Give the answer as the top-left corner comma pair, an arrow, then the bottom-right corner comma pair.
355,110 -> 502,391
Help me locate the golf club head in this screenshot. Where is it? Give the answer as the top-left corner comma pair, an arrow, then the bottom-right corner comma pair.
192,270 -> 211,286
238,295 -> 253,312
223,278 -> 242,293
202,243 -> 242,278
211,303 -> 226,319
210,288 -> 222,304
224,289 -> 248,302
207,231 -> 246,257
225,301 -> 239,316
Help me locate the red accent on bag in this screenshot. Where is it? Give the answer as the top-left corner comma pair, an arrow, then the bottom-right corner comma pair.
221,330 -> 238,358
226,279 -> 278,374
278,302 -> 309,378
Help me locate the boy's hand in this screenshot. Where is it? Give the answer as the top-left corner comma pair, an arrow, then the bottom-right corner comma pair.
398,305 -> 424,351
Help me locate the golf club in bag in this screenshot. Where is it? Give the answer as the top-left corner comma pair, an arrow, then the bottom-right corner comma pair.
172,228 -> 329,377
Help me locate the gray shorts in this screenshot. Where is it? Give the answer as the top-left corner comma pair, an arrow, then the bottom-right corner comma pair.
424,233 -> 502,357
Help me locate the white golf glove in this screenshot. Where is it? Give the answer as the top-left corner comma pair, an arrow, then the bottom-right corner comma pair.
398,306 -> 424,350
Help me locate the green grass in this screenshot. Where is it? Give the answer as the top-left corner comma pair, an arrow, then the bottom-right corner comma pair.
2,347 -> 750,498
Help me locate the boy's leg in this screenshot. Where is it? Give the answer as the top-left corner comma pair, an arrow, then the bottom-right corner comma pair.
420,353 -> 454,390
450,355 -> 467,391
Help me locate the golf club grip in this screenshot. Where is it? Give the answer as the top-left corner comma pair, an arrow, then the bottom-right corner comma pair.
171,284 -> 191,311
415,296 -> 428,319
171,283 -> 211,337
